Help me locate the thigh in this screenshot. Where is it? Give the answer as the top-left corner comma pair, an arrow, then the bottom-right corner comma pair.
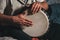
0,26 -> 32,40
48,23 -> 60,40
7,29 -> 32,40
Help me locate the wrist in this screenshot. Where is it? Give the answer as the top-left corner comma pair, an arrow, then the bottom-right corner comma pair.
11,16 -> 16,24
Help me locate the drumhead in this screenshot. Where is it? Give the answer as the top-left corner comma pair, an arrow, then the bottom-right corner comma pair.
22,10 -> 49,37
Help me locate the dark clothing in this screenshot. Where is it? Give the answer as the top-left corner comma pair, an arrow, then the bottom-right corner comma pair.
0,24 -> 48,40
0,25 -> 32,40
48,23 -> 60,40
47,4 -> 60,40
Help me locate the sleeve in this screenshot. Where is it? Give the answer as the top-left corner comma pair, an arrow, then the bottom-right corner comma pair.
0,0 -> 6,14
37,0 -> 45,2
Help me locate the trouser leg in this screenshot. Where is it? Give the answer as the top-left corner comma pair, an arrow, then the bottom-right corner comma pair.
48,23 -> 60,40
6,29 -> 32,40
0,26 -> 32,40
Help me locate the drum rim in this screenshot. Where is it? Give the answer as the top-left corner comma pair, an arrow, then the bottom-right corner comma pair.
22,10 -> 49,37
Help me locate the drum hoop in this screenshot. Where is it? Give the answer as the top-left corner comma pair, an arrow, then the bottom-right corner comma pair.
22,10 -> 49,37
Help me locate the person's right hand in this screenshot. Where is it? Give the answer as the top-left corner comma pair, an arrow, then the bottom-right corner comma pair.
12,14 -> 32,26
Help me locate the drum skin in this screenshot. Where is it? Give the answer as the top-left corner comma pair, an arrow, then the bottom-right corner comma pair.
13,6 -> 49,37
22,10 -> 49,37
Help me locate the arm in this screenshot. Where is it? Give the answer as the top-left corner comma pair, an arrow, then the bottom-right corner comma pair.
0,13 -> 13,25
31,0 -> 48,13
0,12 -> 32,26
0,0 -> 13,25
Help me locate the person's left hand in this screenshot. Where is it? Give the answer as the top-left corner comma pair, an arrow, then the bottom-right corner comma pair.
31,2 -> 42,14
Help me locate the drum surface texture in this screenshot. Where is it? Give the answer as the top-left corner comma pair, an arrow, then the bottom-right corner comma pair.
22,10 -> 49,37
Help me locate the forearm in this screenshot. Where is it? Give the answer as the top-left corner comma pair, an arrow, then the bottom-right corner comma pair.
0,13 -> 13,25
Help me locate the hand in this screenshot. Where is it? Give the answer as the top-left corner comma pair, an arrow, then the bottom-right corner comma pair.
31,2 -> 42,14
12,14 -> 32,26
32,38 -> 39,40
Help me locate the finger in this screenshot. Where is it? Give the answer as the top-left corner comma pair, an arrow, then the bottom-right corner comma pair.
25,19 -> 32,23
32,4 -> 38,13
25,20 -> 33,26
23,18 -> 32,23
25,23 -> 32,27
36,4 -> 41,13
31,3 -> 36,12
33,4 -> 40,13
23,22 -> 32,27
37,6 -> 41,12
26,21 -> 33,25
23,19 -> 33,26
